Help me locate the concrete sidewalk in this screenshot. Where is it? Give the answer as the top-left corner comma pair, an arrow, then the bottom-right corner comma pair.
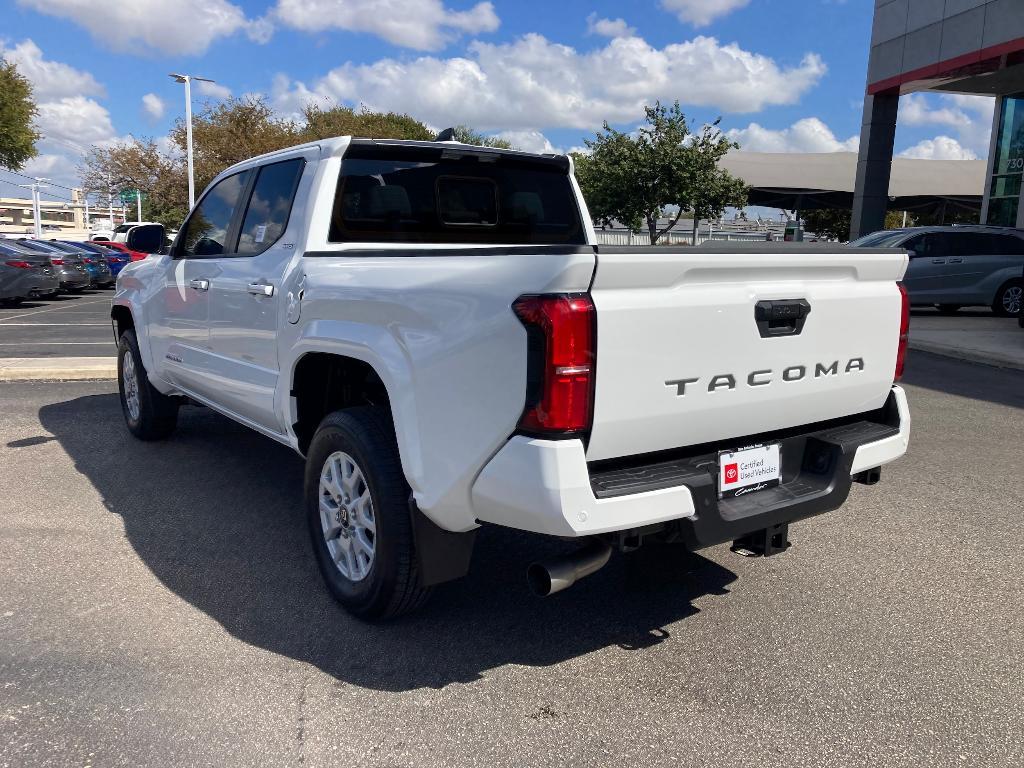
908,312 -> 1023,371
0,356 -> 117,381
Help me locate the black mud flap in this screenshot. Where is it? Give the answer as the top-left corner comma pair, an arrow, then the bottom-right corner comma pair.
409,498 -> 477,587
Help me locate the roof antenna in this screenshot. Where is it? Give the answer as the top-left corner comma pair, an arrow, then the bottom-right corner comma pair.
435,127 -> 458,142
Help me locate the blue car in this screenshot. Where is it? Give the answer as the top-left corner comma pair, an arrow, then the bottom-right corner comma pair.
58,240 -> 128,277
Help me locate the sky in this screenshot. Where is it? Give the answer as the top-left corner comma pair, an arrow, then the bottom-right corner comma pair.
0,0 -> 997,205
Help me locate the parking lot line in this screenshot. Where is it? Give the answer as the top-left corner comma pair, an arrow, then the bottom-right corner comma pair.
0,342 -> 113,346
0,298 -> 111,323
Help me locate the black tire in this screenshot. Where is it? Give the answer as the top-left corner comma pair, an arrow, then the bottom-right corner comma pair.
992,279 -> 1023,317
117,329 -> 178,441
935,304 -> 961,314
1,297 -> 24,307
305,407 -> 430,620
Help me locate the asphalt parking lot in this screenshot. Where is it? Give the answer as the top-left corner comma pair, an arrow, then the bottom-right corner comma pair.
1,351 -> 1021,767
0,291 -> 116,358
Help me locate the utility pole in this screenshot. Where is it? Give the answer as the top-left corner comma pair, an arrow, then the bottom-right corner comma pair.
170,73 -> 215,210
18,178 -> 49,238
84,197 -> 90,232
136,190 -> 142,223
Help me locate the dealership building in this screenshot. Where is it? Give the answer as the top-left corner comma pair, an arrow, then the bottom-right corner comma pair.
852,0 -> 1024,237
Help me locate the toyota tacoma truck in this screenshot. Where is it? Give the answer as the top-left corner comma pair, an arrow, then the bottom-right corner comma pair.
111,137 -> 911,619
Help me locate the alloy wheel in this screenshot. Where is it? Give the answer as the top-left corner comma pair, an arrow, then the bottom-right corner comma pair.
1002,285 -> 1022,315
318,451 -> 376,582
122,351 -> 140,422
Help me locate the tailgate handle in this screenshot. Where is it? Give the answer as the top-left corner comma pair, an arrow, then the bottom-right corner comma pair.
755,299 -> 810,338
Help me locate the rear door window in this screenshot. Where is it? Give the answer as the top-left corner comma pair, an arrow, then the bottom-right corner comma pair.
329,144 -> 585,245
177,170 -> 251,258
236,159 -> 305,256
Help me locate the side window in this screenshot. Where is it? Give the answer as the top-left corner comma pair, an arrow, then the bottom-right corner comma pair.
236,159 -> 304,256
903,235 -> 927,256
909,233 -> 950,258
177,170 -> 251,258
992,234 -> 1024,255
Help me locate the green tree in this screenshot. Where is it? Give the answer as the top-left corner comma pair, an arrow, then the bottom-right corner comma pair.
683,119 -> 748,240
448,125 -> 514,149
80,138 -> 189,229
0,61 -> 40,171
301,104 -> 434,142
574,102 -> 745,244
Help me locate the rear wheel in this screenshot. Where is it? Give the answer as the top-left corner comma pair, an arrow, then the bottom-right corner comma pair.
305,407 -> 429,620
935,304 -> 961,314
992,279 -> 1023,317
118,329 -> 178,440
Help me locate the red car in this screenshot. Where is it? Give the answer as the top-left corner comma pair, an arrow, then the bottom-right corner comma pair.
89,240 -> 148,262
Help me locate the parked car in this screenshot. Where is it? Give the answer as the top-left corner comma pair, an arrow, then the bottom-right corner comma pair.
850,225 -> 1024,317
111,137 -> 911,619
38,240 -> 115,287
0,241 -> 60,304
59,240 -> 129,277
91,240 -> 148,263
14,239 -> 91,292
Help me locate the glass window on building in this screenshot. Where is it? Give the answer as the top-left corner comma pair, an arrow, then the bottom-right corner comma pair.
987,93 -> 1024,227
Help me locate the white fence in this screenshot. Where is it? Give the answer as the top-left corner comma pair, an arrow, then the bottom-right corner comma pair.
594,229 -> 777,246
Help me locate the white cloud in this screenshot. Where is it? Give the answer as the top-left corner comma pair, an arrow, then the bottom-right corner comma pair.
36,96 -> 116,147
16,0 -> 266,56
274,0 -> 499,51
898,92 -> 994,158
142,93 -> 165,121
196,80 -> 233,100
727,117 -> 858,153
493,129 -> 559,154
661,0 -> 750,27
272,33 -> 827,130
0,39 -> 104,100
898,136 -> 978,160
586,14 -> 635,38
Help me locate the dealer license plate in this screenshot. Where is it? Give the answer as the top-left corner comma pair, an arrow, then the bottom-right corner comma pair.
718,444 -> 781,498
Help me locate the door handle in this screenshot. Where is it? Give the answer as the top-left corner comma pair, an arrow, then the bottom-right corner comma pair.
247,282 -> 274,297
931,259 -> 946,264
189,279 -> 209,291
948,257 -> 963,263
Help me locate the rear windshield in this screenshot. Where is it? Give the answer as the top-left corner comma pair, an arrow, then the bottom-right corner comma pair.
329,144 -> 585,245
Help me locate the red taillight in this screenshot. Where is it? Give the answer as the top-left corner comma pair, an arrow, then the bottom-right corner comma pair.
895,283 -> 910,381
4,260 -> 32,269
51,258 -> 64,265
512,294 -> 596,435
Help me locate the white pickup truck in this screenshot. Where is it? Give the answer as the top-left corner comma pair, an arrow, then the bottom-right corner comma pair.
112,137 -> 911,619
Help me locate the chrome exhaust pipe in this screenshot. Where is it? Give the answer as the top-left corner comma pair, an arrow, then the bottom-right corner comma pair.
527,540 -> 612,597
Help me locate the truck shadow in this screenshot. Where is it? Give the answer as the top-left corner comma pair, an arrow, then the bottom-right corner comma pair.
38,393 -> 737,692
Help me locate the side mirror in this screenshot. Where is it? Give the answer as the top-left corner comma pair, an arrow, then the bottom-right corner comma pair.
905,249 -> 917,258
125,224 -> 165,255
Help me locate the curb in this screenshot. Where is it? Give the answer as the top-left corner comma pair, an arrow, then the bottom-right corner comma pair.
0,357 -> 118,381
908,340 -> 1024,372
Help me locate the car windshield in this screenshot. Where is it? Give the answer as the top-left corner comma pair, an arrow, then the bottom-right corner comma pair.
849,230 -> 908,247
0,241 -> 41,257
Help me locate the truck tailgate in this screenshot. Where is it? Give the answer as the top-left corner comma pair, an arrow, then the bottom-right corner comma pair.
586,244 -> 908,462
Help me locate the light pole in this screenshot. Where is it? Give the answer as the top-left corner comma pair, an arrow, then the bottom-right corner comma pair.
169,73 -> 215,210
18,178 -> 49,238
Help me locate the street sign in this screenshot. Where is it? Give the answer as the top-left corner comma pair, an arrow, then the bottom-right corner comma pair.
119,189 -> 141,204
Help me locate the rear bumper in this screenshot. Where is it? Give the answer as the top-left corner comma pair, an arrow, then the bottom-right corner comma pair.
471,386 -> 910,541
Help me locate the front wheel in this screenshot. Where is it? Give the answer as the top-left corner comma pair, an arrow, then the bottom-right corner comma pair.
992,279 -> 1023,317
305,407 -> 430,620
118,329 -> 178,440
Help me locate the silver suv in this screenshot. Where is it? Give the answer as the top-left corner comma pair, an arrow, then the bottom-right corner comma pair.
851,225 -> 1024,317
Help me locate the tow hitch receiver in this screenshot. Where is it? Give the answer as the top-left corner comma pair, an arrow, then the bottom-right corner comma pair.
731,523 -> 791,557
